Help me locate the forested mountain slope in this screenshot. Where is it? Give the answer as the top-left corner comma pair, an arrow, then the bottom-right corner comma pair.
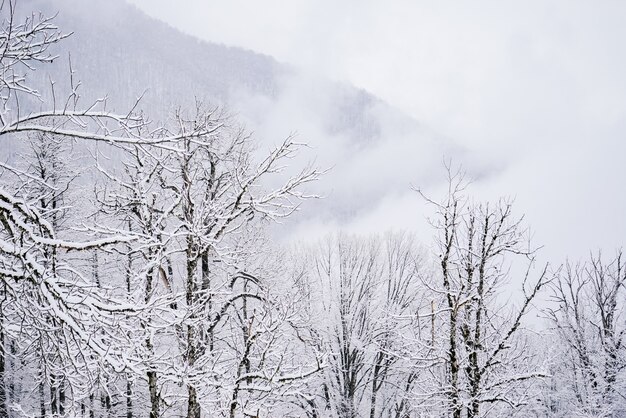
14,0 -> 456,232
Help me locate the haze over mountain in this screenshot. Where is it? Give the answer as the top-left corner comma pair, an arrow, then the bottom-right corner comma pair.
126,0 -> 626,269
14,0 -> 462,241
16,0 -> 624,267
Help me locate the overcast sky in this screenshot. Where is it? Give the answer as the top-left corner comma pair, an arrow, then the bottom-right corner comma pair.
129,0 -> 626,263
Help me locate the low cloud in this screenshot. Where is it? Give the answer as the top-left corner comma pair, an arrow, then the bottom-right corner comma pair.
130,0 -> 626,265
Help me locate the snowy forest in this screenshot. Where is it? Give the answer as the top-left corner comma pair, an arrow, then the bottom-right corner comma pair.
0,1 -> 625,417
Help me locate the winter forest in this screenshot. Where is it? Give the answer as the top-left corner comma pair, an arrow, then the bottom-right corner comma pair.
0,1 -> 625,417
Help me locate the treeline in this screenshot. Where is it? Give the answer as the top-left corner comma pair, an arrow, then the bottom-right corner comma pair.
0,2 -> 624,417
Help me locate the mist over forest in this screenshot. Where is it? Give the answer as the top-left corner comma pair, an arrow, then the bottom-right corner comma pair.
0,1 -> 624,417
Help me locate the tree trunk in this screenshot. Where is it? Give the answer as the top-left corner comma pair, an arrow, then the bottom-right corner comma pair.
145,256 -> 160,418
147,334 -> 160,418
59,380 -> 66,415
8,339 -> 14,404
100,390 -> 111,414
0,313 -> 7,418
51,373 -> 58,415
126,376 -> 133,418
126,221 -> 134,418
449,311 -> 461,418
185,231 -> 200,418
369,358 -> 381,418
188,384 -> 200,418
39,364 -> 46,418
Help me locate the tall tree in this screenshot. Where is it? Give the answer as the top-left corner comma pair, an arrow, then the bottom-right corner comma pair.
416,167 -> 548,417
94,107 -> 322,416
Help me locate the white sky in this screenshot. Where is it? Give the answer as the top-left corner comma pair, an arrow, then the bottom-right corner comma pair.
129,0 -> 626,263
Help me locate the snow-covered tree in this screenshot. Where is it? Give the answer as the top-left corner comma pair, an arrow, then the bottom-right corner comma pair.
415,168 -> 548,417
0,2 -> 321,416
299,233 -> 427,418
543,251 -> 626,417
